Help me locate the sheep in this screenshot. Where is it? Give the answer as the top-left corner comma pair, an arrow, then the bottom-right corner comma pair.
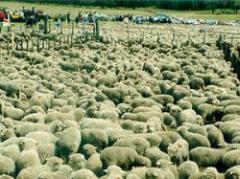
80,118 -> 121,129
14,122 -> 50,137
68,153 -> 86,171
168,85 -> 191,102
126,173 -> 141,179
86,152 -> 103,176
178,161 -> 199,179
71,169 -> 97,179
49,120 -> 64,134
0,175 -> 13,179
100,146 -> 151,170
117,103 -> 132,114
25,131 -> 58,144
98,109 -> 119,123
183,122 -> 208,137
177,126 -> 210,149
169,104 -> 182,119
167,139 -> 189,165
0,137 -> 19,149
147,166 -> 175,179
127,167 -> 148,179
62,119 -> 79,129
30,92 -> 53,111
0,155 -> 15,175
222,114 -> 240,122
218,120 -> 240,138
177,99 -> 193,110
16,165 -> 51,179
16,147 -> 41,173
136,85 -> 153,97
224,105 -> 240,115
113,137 -> 150,155
45,109 -> 84,123
37,164 -> 72,179
131,98 -> 158,108
44,156 -> 64,171
225,165 -> 240,179
112,132 -> 162,148
36,142 -> 56,164
151,94 -> 174,106
101,87 -> 126,104
147,117 -> 166,132
22,113 -> 46,123
145,168 -> 164,179
1,118 -> 14,128
189,147 -> 224,167
197,103 -> 223,123
102,165 -> 126,178
121,120 -> 146,132
0,128 -> 16,141
144,147 -> 170,166
0,144 -> 20,162
82,144 -> 97,159
222,149 -> 240,167
57,127 -> 81,159
1,106 -> 24,121
122,111 -> 163,123
81,128 -> 108,150
0,81 -> 20,97
163,113 -> 177,129
156,131 -> 182,152
205,124 -> 227,148
175,109 -> 198,126
189,167 -> 219,179
106,128 -> 134,145
155,159 -> 178,178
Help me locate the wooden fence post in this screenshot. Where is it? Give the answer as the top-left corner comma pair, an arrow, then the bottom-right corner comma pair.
42,39 -> 45,50
203,30 -> 207,44
0,42 -> 2,56
20,40 -> 23,51
47,39 -> 50,50
60,21 -> 63,34
231,35 -> 234,45
7,40 -> 10,55
44,16 -> 48,34
71,21 -> 74,47
48,20 -> 51,33
11,32 -> 15,50
95,19 -> 100,40
31,38 -> 34,51
37,36 -> 40,52
172,33 -> 175,45
26,39 -> 29,51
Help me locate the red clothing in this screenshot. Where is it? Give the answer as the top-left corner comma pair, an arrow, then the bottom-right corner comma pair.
0,11 -> 6,21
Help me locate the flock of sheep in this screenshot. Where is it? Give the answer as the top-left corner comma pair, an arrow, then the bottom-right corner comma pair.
0,25 -> 240,179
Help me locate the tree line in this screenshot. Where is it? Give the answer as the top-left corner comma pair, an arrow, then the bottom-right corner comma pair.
3,0 -> 240,14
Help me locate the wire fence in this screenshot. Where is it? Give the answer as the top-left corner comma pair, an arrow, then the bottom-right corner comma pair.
1,21 -> 240,55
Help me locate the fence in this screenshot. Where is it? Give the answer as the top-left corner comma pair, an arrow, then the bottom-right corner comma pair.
1,22 -> 240,55
217,36 -> 240,79
0,19 -> 100,54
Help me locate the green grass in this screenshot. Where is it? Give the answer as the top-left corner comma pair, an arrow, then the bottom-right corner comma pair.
1,1 -> 240,20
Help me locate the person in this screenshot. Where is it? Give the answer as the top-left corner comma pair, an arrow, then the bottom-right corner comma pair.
0,10 -> 6,22
75,12 -> 83,23
67,12 -> 71,23
88,11 -> 93,23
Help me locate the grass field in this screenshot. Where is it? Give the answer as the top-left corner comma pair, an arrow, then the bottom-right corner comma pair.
1,1 -> 240,20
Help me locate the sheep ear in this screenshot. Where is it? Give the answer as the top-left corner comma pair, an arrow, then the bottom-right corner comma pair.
153,173 -> 158,177
103,169 -> 108,173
